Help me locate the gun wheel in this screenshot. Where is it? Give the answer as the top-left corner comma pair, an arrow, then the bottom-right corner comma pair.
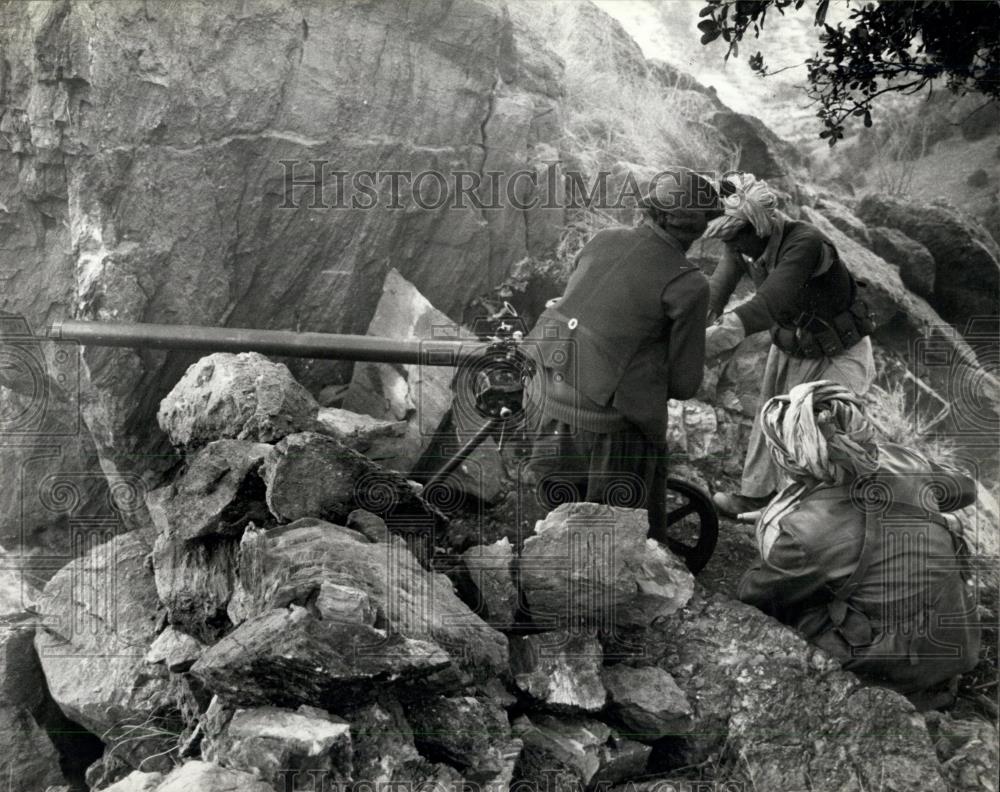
661,477 -> 719,575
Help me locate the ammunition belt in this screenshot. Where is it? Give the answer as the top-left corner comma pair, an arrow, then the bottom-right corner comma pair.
771,286 -> 878,359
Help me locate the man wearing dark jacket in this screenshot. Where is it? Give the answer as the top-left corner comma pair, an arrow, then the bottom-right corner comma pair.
523,168 -> 720,540
703,173 -> 877,517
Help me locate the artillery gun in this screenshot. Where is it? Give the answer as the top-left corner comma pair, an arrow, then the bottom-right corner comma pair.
37,312 -> 719,572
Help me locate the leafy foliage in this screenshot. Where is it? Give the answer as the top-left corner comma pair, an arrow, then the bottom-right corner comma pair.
697,0 -> 1000,144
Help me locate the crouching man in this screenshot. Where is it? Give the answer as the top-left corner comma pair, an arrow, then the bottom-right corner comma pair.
738,380 -> 980,707
522,167 -> 721,541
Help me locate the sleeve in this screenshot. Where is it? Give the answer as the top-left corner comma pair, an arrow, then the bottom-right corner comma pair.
737,531 -> 829,622
707,245 -> 743,322
733,231 -> 825,335
662,270 -> 710,400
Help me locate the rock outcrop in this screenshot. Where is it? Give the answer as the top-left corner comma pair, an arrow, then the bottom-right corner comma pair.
856,195 -> 1000,330
868,225 -> 937,301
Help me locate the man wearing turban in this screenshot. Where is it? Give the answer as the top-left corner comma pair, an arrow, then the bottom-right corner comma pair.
523,168 -> 721,541
739,381 -> 980,706
703,172 -> 877,518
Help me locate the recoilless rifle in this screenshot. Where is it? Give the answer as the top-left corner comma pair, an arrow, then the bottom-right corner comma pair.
43,311 -> 719,572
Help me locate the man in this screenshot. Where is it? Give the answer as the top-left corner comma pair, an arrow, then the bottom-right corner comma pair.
523,168 -> 720,540
703,173 -> 877,517
739,381 -> 980,706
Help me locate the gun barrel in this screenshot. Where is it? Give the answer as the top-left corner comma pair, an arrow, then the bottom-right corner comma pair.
48,320 -> 488,366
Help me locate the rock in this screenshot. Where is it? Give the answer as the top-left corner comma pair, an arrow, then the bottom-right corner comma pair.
191,606 -> 452,709
601,664 -> 692,741
926,711 -> 999,792
510,630 -> 606,712
345,509 -> 390,543
345,697 -> 469,789
315,406 -> 407,463
157,352 -> 320,450
148,440 -> 271,639
665,399 -> 721,461
147,440 -> 272,543
404,695 -> 520,785
632,587 -> 948,790
227,519 -> 508,678
959,100 -> 1000,142
34,531 -> 181,771
1,620 -> 67,792
815,196 -> 871,246
511,714 -> 612,791
589,734 -> 653,788
716,331 -> 772,418
459,538 -> 519,629
855,194 -> 1000,328
519,503 -> 694,630
868,226 -> 937,300
201,704 -> 352,789
711,111 -> 804,194
144,627 -> 204,673
101,771 -> 164,792
153,761 -> 277,792
261,431 -> 441,528
343,269 -> 506,503
967,168 -> 990,188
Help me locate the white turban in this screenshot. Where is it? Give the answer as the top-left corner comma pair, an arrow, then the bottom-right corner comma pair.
703,172 -> 779,240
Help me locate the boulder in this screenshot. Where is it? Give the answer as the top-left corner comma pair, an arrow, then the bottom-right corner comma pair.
511,714 -> 612,791
855,195 -> 1000,327
711,111 -> 804,194
345,697 -> 467,789
34,531 -> 181,771
227,519 -> 508,678
144,627 -> 205,673
926,711 -> 999,792
345,509 -> 390,543
815,196 -> 871,246
147,440 -> 271,640
101,771 -> 164,792
868,226 -> 936,300
1,621 -> 67,792
589,734 -> 653,789
509,630 -> 606,712
261,431 -> 441,529
519,503 -> 694,630
201,703 -> 352,789
459,537 -> 519,629
315,406 -> 407,463
190,606 -> 452,709
157,352 -> 320,450
343,268 -> 505,503
600,664 -> 692,741
631,587 -> 948,790
153,761 -> 277,792
404,695 -> 521,786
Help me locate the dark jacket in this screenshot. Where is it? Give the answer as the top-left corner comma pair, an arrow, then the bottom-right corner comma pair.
526,221 -> 709,439
738,444 -> 980,694
709,220 -> 855,335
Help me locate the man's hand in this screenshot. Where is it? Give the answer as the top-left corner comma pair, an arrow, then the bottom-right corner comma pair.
704,312 -> 746,360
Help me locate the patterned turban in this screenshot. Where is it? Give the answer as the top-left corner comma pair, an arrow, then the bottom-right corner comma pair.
759,380 -> 878,485
703,172 -> 779,240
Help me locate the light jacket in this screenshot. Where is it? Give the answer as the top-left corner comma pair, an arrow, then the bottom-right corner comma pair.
738,443 -> 980,694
